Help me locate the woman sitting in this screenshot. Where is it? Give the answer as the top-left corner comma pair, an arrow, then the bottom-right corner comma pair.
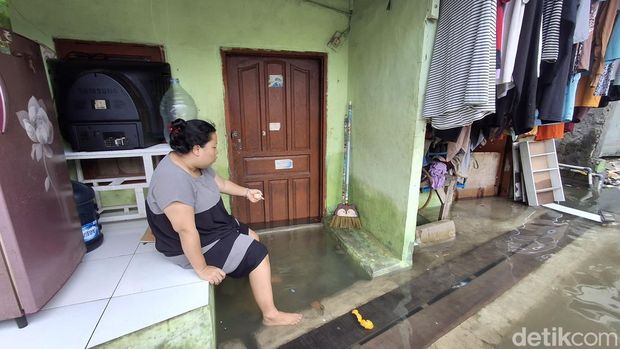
146,118 -> 302,326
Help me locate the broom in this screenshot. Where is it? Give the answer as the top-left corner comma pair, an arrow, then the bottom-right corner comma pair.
330,101 -> 362,229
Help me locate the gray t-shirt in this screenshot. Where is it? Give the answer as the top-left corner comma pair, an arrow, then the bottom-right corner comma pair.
146,155 -> 240,256
147,155 -> 219,215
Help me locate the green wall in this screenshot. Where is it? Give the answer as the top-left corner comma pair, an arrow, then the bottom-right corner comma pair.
10,0 -> 350,212
347,0 -> 436,261
0,0 -> 9,30
11,0 -> 440,264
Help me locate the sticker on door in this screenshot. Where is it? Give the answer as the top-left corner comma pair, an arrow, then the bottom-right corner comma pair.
275,159 -> 293,170
268,74 -> 283,88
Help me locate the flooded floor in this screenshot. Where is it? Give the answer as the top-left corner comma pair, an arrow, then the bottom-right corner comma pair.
497,232 -> 620,348
215,225 -> 365,348
215,182 -> 620,348
432,186 -> 620,349
497,187 -> 620,349
563,181 -> 620,215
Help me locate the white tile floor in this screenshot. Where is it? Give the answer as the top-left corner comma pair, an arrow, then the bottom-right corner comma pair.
0,219 -> 210,349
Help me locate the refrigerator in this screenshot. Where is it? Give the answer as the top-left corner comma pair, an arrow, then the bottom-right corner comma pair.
0,31 -> 84,327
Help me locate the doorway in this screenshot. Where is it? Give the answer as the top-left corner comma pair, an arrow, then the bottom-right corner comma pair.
222,50 -> 326,225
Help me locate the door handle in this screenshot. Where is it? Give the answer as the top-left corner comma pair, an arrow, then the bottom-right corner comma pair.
231,130 -> 242,151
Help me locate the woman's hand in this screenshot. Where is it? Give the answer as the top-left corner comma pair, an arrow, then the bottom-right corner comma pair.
245,188 -> 264,203
197,266 -> 226,285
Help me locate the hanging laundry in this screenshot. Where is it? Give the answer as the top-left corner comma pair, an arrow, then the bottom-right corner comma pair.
445,126 -> 472,162
604,8 -> 620,62
498,0 -> 530,98
434,127 -> 463,143
594,62 -> 615,95
423,0 -> 496,130
563,73 -> 582,122
575,0 -> 619,107
589,0 -> 619,87
538,0 -> 579,122
541,0 -> 565,62
536,124 -> 565,140
575,76 -> 602,106
607,60 -> 620,100
575,1 -> 601,72
495,0 -> 544,134
497,0 -> 511,79
574,0 -> 593,43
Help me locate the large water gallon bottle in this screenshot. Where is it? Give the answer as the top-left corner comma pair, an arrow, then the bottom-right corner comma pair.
159,78 -> 198,143
71,181 -> 103,252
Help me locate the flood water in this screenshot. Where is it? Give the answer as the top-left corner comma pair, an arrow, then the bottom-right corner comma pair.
497,186 -> 620,348
215,183 -> 620,348
215,225 -> 365,348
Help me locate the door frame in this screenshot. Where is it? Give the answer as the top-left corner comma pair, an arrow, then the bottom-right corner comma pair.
221,48 -> 328,222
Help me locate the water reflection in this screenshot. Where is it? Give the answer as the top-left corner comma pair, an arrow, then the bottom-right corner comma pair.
499,212 -> 569,258
491,187 -> 620,349
216,225 -> 364,348
565,281 -> 620,328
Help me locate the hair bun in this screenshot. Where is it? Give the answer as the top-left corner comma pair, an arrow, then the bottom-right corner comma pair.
169,119 -> 217,154
169,118 -> 186,136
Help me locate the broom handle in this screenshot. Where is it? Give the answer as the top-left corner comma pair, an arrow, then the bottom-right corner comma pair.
341,117 -> 348,204
344,101 -> 352,204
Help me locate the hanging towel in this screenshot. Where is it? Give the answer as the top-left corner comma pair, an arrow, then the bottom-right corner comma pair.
423,0 -> 496,130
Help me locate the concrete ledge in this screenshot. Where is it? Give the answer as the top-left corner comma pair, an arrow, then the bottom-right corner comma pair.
95,285 -> 216,349
327,224 -> 409,278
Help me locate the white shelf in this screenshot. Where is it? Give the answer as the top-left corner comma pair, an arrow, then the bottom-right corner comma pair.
64,144 -> 171,160
530,152 -> 556,158
519,140 -> 565,206
532,167 -> 559,173
90,183 -> 148,192
536,187 -> 561,193
65,144 -> 169,223
82,176 -> 147,185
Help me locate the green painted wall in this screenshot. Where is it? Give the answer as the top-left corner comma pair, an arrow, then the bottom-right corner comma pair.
10,0 -> 350,212
347,0 -> 436,261
0,0 -> 9,30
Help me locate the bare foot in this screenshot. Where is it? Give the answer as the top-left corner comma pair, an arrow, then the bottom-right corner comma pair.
262,311 -> 303,326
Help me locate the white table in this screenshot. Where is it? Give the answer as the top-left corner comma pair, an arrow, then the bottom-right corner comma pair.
65,144 -> 172,223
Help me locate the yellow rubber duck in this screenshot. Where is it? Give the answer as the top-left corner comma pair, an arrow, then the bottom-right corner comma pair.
351,309 -> 374,330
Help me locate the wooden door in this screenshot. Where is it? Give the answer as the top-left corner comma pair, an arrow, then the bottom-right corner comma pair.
225,54 -> 322,224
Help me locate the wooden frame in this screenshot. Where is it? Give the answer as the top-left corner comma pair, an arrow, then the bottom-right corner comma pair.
220,48 -> 328,220
53,38 -> 165,62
